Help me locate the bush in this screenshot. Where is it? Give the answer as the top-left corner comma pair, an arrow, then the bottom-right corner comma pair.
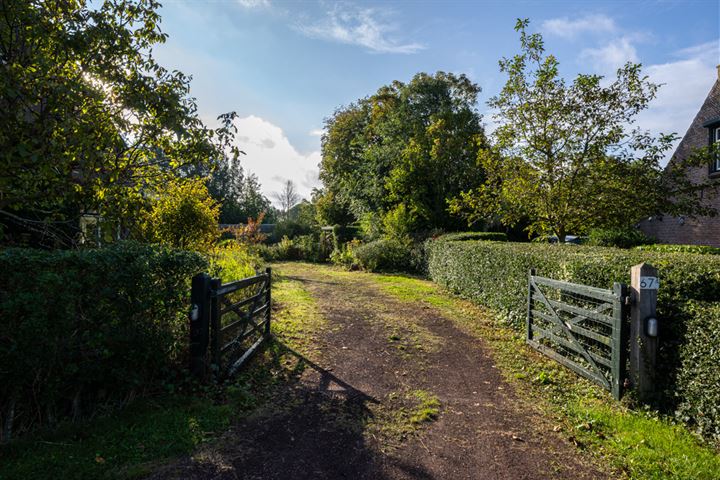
636,244 -> 720,255
0,242 -> 206,440
209,242 -> 259,281
426,235 -> 720,442
141,178 -> 220,252
352,238 -> 415,272
270,220 -> 312,242
587,227 -> 653,248
294,233 -> 332,263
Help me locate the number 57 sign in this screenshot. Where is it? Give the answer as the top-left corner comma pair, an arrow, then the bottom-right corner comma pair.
640,276 -> 659,290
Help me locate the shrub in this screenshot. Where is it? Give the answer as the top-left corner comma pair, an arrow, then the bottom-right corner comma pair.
270,220 -> 312,242
426,235 -> 720,442
141,178 -> 220,252
636,244 -> 720,255
209,242 -> 259,281
352,238 -> 415,272
294,234 -> 332,263
587,227 -> 653,248
0,242 -> 206,440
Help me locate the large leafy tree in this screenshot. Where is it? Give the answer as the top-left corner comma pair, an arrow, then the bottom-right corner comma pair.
0,0 -> 238,245
450,19 -> 715,241
321,72 -> 487,232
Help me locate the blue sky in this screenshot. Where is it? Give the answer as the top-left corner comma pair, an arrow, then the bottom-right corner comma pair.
153,0 -> 720,201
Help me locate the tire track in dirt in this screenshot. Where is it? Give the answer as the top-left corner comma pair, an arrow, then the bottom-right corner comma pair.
148,263 -> 607,480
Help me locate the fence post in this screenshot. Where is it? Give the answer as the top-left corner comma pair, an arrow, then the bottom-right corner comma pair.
264,267 -> 272,337
209,277 -> 222,373
629,263 -> 659,402
189,273 -> 211,379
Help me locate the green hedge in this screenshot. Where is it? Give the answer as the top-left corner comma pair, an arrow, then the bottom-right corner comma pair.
636,244 -> 720,255
352,238 -> 419,273
435,231 -> 508,242
426,235 -> 720,443
0,242 -> 206,440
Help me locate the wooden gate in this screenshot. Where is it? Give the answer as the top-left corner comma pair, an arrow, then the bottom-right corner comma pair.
190,268 -> 272,379
527,270 -> 628,399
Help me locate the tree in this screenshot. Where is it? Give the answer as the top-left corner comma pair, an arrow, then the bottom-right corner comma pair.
320,72 -> 487,233
450,19 -> 715,241
0,0 -> 238,245
141,178 -> 219,252
273,180 -> 301,221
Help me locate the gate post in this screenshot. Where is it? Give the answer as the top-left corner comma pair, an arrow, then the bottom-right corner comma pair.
189,273 -> 211,379
629,263 -> 659,402
209,277 -> 222,372
264,267 -> 272,337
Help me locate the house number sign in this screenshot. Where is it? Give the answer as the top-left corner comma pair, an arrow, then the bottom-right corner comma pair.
639,276 -> 659,290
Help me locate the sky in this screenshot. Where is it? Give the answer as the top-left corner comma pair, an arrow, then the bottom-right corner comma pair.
152,0 -> 720,203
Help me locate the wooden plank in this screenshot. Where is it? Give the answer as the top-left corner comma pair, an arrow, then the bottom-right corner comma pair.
531,325 -> 612,368
531,294 -> 615,326
530,278 -> 608,384
531,275 -> 617,303
528,340 -> 611,389
221,317 -> 268,354
220,289 -> 265,316
220,302 -> 270,335
530,310 -> 612,346
227,335 -> 266,377
215,274 -> 267,297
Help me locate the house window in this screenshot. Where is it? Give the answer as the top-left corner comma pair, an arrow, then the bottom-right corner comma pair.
713,127 -> 720,174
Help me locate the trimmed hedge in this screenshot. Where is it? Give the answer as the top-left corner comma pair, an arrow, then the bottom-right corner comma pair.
436,231 -> 508,242
0,242 -> 206,440
636,244 -> 720,255
426,235 -> 720,443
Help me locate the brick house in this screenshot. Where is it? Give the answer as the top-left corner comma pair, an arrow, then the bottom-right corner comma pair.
639,67 -> 720,247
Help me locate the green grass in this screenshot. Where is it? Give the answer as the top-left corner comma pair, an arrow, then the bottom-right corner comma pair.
0,266 -> 326,480
370,272 -> 720,480
0,397 -> 232,480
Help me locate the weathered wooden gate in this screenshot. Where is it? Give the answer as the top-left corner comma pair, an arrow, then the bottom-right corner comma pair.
190,268 -> 272,379
527,270 -> 628,399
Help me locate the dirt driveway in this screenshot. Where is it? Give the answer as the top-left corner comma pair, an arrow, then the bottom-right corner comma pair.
150,263 -> 606,480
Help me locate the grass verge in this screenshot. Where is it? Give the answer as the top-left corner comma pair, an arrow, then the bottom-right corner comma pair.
0,267 -> 325,480
371,272 -> 720,480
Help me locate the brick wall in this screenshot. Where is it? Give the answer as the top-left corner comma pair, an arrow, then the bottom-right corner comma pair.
638,77 -> 720,247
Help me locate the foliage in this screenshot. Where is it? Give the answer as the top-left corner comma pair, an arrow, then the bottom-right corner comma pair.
271,220 -> 313,242
140,178 -> 219,252
352,238 -> 418,273
332,224 -> 362,250
587,227 -> 654,248
313,188 -> 354,226
223,213 -> 267,245
208,242 -> 259,282
449,19 -> 715,242
636,244 -> 720,255
0,0 -> 238,246
321,72 -> 487,232
382,204 -> 416,240
426,235 -> 720,442
258,234 -> 331,263
0,242 -> 206,440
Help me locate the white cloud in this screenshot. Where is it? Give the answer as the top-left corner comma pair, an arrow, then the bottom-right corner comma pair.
296,5 -> 424,54
309,128 -> 324,137
236,0 -> 270,8
541,14 -> 616,38
631,40 -> 718,164
581,37 -> 638,73
233,115 -> 321,204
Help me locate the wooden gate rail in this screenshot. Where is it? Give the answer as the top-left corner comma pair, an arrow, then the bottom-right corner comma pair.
190,267 -> 272,379
527,270 -> 628,399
